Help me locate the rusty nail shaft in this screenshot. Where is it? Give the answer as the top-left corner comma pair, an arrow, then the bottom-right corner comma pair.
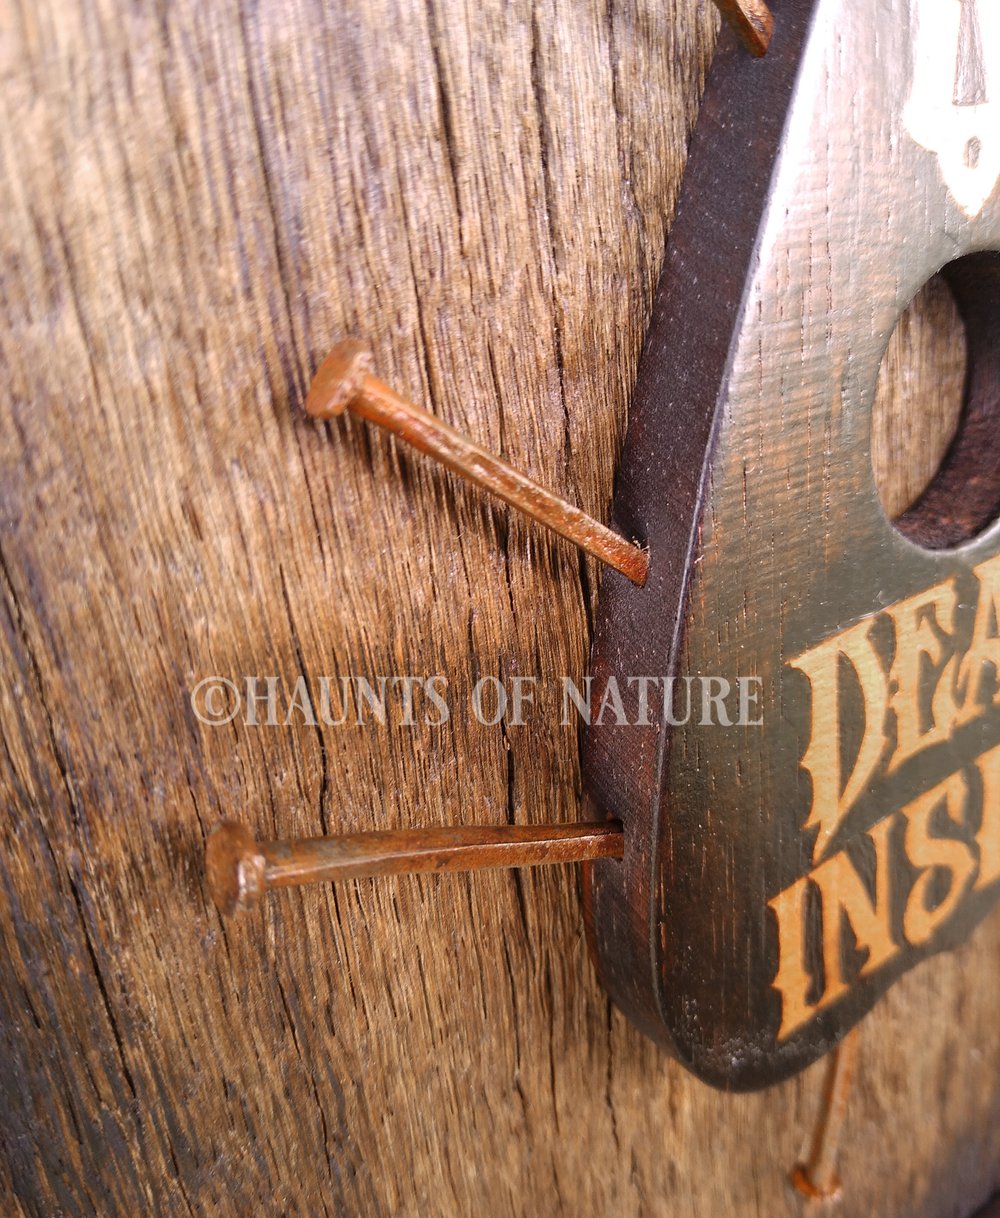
207,819 -> 625,916
790,1026 -> 861,1201
304,340 -> 649,587
712,0 -> 774,57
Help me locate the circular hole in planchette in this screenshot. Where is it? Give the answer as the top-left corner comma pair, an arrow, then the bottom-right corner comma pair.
872,252 -> 1000,549
872,275 -> 966,522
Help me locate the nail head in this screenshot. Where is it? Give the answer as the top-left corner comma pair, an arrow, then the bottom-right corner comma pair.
206,820 -> 266,916
305,339 -> 374,419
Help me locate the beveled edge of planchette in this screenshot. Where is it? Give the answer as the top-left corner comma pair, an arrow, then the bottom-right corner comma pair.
582,0 -> 822,1088
584,0 -> 1000,1090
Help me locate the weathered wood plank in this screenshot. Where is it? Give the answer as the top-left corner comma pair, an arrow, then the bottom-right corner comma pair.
0,0 -> 997,1214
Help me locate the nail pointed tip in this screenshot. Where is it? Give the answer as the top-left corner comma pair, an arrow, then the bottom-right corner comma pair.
305,339 -> 374,419
206,820 -> 265,916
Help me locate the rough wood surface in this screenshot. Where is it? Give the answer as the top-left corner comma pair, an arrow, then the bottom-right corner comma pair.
0,1 -> 996,1215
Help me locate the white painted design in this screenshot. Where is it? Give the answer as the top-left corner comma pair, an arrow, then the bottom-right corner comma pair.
904,0 -> 1000,217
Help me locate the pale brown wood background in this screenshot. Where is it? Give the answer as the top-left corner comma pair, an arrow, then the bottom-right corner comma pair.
0,1 -> 997,1215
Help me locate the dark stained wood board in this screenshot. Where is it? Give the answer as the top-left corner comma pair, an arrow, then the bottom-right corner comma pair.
585,0 -> 1000,1087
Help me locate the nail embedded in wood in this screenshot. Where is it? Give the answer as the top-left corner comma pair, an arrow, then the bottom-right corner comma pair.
206,819 -> 625,916
711,0 -> 774,57
790,1027 -> 861,1200
305,340 -> 649,587
206,821 -> 267,917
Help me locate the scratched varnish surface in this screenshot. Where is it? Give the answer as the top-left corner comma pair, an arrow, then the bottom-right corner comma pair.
0,2 -> 997,1215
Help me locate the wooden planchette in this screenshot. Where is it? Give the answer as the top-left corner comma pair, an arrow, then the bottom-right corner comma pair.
584,0 -> 1000,1090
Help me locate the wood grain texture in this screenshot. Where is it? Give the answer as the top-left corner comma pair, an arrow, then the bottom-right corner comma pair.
0,0 -> 996,1215
872,274 -> 967,523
